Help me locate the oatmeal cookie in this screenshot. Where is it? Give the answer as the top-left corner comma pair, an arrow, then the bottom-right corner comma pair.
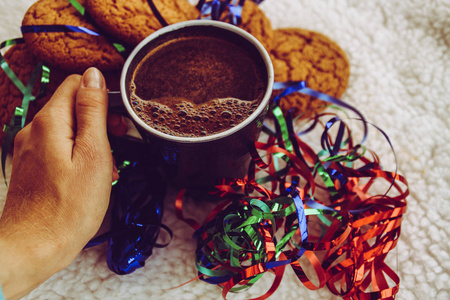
271,28 -> 350,117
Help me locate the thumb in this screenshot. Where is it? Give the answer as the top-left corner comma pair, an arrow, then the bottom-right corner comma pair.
73,67 -> 109,160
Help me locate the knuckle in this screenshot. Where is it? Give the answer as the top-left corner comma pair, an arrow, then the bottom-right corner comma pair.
13,128 -> 27,148
50,74 -> 81,100
30,111 -> 52,134
32,104 -> 68,130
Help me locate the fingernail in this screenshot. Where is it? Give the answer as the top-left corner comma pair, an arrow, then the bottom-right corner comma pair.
82,67 -> 103,89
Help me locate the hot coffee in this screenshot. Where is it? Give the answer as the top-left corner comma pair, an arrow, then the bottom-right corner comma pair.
129,27 -> 267,137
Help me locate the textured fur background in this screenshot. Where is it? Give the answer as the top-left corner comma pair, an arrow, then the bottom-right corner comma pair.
1,0 -> 449,299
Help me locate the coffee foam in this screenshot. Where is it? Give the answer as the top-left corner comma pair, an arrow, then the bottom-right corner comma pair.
130,92 -> 260,137
129,30 -> 267,137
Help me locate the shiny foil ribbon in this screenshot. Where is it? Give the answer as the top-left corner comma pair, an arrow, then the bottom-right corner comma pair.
197,0 -> 244,25
176,82 -> 409,299
149,0 -> 263,28
85,135 -> 172,275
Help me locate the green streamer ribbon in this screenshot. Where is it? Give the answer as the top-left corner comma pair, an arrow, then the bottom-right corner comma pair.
195,192 -> 310,291
1,38 -> 50,185
66,0 -> 86,15
65,0 -> 126,54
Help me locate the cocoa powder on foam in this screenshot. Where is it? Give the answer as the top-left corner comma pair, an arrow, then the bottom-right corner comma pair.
130,34 -> 266,137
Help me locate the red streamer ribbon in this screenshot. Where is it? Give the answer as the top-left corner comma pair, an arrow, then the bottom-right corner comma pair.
175,83 -> 408,300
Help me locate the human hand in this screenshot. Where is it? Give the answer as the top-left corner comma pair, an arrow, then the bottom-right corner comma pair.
0,68 -> 115,299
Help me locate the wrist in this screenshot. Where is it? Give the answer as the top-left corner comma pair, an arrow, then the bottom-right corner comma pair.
0,224 -> 73,300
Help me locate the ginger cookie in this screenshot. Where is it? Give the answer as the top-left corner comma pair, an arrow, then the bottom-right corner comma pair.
85,0 -> 199,47
270,28 -> 350,118
22,0 -> 124,73
239,0 -> 274,52
0,44 -> 122,145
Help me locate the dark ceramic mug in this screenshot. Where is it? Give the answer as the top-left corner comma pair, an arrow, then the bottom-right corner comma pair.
119,20 -> 274,188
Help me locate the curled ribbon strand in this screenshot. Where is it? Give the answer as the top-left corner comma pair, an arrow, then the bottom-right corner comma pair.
176,82 -> 408,299
198,0 -> 245,25
85,135 -> 172,275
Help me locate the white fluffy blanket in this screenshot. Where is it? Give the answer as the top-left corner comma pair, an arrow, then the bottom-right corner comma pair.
1,0 -> 449,299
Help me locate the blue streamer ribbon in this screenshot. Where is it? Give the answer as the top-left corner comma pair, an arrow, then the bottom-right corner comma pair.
85,136 -> 171,275
21,24 -> 100,36
271,81 -> 404,215
272,81 -> 368,146
198,0 -> 244,25
267,81 -> 368,197
292,191 -> 308,258
305,197 -> 370,215
20,24 -> 126,55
